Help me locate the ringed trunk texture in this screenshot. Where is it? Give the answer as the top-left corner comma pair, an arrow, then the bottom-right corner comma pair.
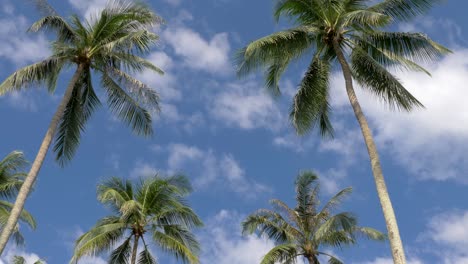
0,64 -> 85,254
332,40 -> 406,264
131,234 -> 140,264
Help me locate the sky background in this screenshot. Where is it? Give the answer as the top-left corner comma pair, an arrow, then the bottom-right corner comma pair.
0,0 -> 467,263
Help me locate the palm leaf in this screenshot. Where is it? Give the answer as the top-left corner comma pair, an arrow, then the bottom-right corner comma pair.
109,236 -> 132,264
260,244 -> 298,264
71,216 -> 126,262
369,0 -> 441,21
290,56 -> 333,136
0,57 -> 65,95
101,72 -> 154,136
137,245 -> 157,264
351,46 -> 423,110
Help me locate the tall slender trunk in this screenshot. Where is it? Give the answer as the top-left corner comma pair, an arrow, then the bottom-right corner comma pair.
131,234 -> 140,264
0,64 -> 85,254
332,40 -> 406,264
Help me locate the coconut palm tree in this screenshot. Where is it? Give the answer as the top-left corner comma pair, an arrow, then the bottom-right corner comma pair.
235,1 -> 450,263
0,151 -> 36,245
12,255 -> 45,264
0,1 -> 164,251
71,174 -> 203,264
243,171 -> 385,264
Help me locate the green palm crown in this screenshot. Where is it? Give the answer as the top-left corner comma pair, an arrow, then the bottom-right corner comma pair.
236,0 -> 450,136
242,171 -> 385,264
0,0 -> 164,165
71,174 -> 203,264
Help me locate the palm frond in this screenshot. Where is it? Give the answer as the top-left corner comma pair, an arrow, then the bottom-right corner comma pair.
0,57 -> 65,96
359,32 -> 451,63
12,256 -> 26,264
236,26 -> 314,82
152,229 -> 199,264
101,72 -> 154,136
274,0 -> 325,23
341,9 -> 391,27
354,226 -> 387,241
351,46 -> 423,111
290,56 -> 333,136
29,15 -> 76,43
318,187 -> 352,218
242,209 -> 297,243
137,245 -> 157,264
109,236 -> 132,264
369,0 -> 441,21
260,244 -> 298,264
71,216 -> 126,262
98,177 -> 134,212
0,201 -> 36,229
54,67 -> 101,166
314,212 -> 358,245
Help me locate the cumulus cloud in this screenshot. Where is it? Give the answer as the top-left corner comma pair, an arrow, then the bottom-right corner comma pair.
0,246 -> 46,264
163,26 -> 231,75
68,0 -> 107,20
356,257 -> 423,264
0,16 -> 49,65
130,161 -> 160,178
423,210 -> 468,263
137,51 -> 182,101
167,144 -> 270,198
209,80 -> 284,131
328,49 -> 468,184
199,210 -> 276,264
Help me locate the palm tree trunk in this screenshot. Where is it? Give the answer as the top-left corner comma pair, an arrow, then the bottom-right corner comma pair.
332,40 -> 406,264
131,234 -> 139,264
0,64 -> 86,254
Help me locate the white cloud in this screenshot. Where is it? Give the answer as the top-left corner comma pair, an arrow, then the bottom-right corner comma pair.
163,26 -> 231,74
0,13 -> 49,65
357,257 -> 423,264
425,210 -> 468,255
130,161 -> 159,178
164,143 -> 270,197
199,210 -> 276,264
138,51 -> 182,101
0,246 -> 46,264
210,81 -> 284,131
76,256 -> 107,264
69,0 -> 107,20
329,49 -> 468,184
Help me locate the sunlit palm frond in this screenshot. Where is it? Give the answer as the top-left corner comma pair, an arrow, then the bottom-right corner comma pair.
260,244 -> 298,264
71,216 -> 126,262
369,0 -> 440,21
351,46 -> 424,111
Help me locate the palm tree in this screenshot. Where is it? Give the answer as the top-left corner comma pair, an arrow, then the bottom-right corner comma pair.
0,151 -> 36,245
71,174 -> 203,264
242,171 -> 385,264
235,1 -> 450,263
0,1 -> 164,251
12,255 -> 45,264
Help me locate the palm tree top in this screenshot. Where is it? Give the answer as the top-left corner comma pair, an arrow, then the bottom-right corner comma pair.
243,171 -> 385,264
0,0 -> 165,165
236,0 -> 450,136
72,174 -> 203,264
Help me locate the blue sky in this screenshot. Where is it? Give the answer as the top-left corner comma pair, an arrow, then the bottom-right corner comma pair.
0,0 -> 467,263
